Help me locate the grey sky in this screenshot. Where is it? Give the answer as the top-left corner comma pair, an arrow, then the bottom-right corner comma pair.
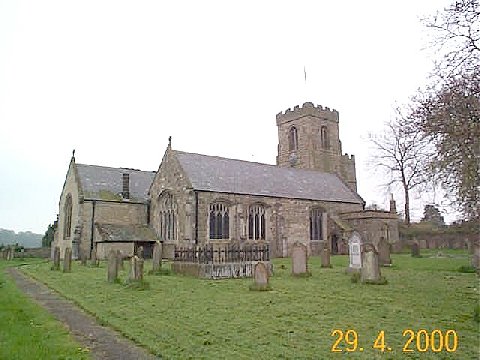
0,0 -> 454,233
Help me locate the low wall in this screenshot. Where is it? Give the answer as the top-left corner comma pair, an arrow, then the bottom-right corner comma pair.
172,261 -> 273,279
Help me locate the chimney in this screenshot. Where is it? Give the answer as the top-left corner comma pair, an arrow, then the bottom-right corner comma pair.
122,173 -> 130,199
389,193 -> 396,214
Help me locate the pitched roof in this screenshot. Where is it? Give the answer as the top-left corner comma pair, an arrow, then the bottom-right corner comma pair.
76,164 -> 155,202
174,151 -> 364,204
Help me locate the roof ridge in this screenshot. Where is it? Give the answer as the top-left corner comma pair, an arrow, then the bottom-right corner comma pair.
76,163 -> 156,173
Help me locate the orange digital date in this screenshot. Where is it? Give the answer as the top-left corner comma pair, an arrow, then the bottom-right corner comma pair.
330,329 -> 458,353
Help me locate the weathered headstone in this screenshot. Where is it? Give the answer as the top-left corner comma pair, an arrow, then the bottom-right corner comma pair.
291,242 -> 308,275
90,248 -> 99,267
52,246 -> 60,270
472,240 -> 480,271
116,250 -> 124,272
377,237 -> 392,266
136,246 -> 144,259
152,241 -> 163,272
411,242 -> 420,257
320,246 -> 331,268
251,262 -> 270,290
79,249 -> 87,266
129,255 -> 144,282
63,247 -> 72,273
361,243 -> 381,283
348,232 -> 362,271
6,247 -> 14,261
107,249 -> 118,283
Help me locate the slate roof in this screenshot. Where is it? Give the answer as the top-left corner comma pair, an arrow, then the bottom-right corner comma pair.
76,164 -> 155,202
174,151 -> 364,204
95,223 -> 157,241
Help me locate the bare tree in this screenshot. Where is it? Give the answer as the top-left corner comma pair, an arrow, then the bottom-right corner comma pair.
424,0 -> 479,76
369,110 -> 430,225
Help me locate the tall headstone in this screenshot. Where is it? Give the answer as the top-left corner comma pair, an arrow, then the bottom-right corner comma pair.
377,237 -> 392,266
320,246 -> 331,268
90,247 -> 99,267
52,246 -> 60,270
472,240 -> 480,271
107,249 -> 118,283
129,256 -> 144,282
136,246 -> 144,259
291,242 -> 308,275
63,247 -> 72,273
152,241 -> 163,272
252,262 -> 270,290
6,247 -> 14,261
116,250 -> 124,272
79,249 -> 87,266
348,232 -> 362,271
0,249 -> 5,260
361,243 -> 381,283
411,242 -> 420,257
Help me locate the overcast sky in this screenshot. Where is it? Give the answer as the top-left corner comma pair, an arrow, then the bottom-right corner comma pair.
1,0 -> 456,234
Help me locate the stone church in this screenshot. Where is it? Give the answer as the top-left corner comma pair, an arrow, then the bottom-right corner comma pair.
51,102 -> 399,259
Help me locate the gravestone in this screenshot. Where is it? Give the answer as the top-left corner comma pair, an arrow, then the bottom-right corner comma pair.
152,242 -> 163,272
116,250 -> 124,272
6,247 -> 14,261
472,240 -> 480,270
411,242 -> 420,257
107,249 -> 118,283
361,243 -> 381,283
63,247 -> 72,273
291,242 -> 308,275
52,246 -> 60,270
377,237 -> 392,266
137,246 -> 144,259
79,249 -> 87,266
320,246 -> 331,268
90,248 -> 99,267
252,262 -> 270,290
0,249 -> 5,260
348,232 -> 362,271
129,256 -> 144,282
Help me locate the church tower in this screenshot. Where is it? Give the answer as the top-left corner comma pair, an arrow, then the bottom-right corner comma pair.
276,102 -> 357,191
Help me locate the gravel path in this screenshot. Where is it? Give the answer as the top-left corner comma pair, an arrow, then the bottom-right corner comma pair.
7,267 -> 160,360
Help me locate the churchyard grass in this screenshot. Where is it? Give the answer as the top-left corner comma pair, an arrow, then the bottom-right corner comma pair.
21,251 -> 479,359
0,259 -> 91,360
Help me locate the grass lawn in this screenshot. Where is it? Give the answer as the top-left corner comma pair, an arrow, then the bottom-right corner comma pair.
22,250 -> 479,359
0,259 -> 91,360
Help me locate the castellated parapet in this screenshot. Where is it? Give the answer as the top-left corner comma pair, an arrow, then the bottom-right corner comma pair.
276,102 -> 339,125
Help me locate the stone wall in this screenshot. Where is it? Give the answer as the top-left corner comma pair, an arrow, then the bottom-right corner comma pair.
96,242 -> 134,260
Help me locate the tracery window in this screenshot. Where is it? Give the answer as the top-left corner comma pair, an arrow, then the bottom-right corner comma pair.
288,126 -> 298,151
320,126 -> 329,149
310,208 -> 323,240
158,192 -> 177,241
248,205 -> 266,240
209,203 -> 229,239
63,194 -> 72,239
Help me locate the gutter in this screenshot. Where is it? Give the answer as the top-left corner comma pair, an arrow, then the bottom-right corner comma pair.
90,200 -> 96,257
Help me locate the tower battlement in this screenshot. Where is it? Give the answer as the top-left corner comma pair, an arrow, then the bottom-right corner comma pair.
276,102 -> 339,125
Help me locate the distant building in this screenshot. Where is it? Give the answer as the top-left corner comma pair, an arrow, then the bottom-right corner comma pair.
51,102 -> 399,259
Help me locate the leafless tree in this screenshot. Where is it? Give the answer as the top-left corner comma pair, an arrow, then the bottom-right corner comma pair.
369,110 -> 431,225
424,0 -> 479,76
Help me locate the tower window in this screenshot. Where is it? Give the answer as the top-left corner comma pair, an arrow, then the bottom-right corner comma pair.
288,126 -> 298,151
63,194 -> 72,239
310,208 -> 323,240
209,203 -> 230,239
321,126 -> 329,149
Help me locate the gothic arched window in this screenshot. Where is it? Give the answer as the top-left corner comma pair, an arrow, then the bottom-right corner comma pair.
248,205 -> 266,240
288,126 -> 298,151
158,192 -> 177,241
320,126 -> 329,149
209,203 -> 229,239
63,194 -> 72,239
310,208 -> 323,240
